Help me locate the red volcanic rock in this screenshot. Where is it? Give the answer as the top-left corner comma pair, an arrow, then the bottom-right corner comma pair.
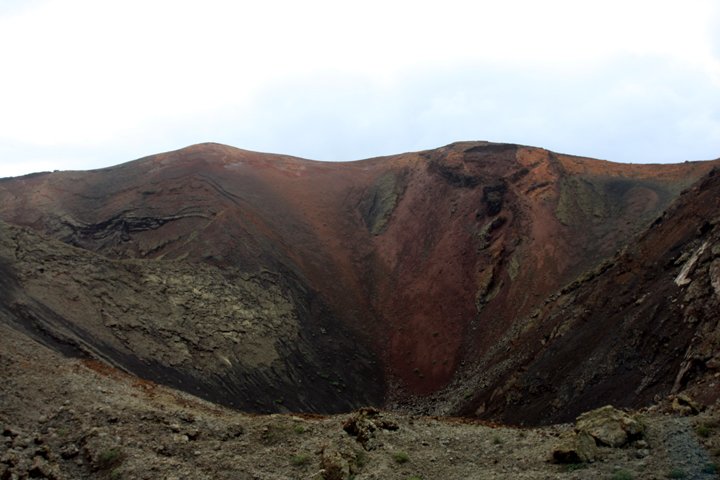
0,141 -> 718,422
465,167 -> 720,424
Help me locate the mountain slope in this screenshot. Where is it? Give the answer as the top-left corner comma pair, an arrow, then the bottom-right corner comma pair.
458,168 -> 720,424
0,219 -> 383,413
0,141 -> 717,422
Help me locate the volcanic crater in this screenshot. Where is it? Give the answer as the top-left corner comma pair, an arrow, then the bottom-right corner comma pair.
1,141 -> 719,426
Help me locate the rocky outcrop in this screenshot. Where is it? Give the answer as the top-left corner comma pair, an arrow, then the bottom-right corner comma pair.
553,405 -> 644,463
359,170 -> 408,235
468,168 -> 720,425
343,408 -> 399,450
575,406 -> 644,448
552,431 -> 599,464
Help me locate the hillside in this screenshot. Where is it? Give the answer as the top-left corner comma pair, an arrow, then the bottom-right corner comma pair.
455,168 -> 720,425
0,141 -> 718,424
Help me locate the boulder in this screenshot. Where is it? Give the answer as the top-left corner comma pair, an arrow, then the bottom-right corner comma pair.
671,393 -> 702,415
575,405 -> 644,447
342,408 -> 398,450
552,431 -> 599,463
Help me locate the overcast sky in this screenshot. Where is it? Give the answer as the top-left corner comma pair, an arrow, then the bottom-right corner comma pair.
1,0 -> 719,177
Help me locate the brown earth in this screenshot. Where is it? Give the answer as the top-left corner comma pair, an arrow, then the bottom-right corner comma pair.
0,141 -> 719,426
2,319 -> 719,479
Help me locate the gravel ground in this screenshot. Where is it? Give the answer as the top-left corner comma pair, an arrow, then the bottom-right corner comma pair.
1,323 -> 718,480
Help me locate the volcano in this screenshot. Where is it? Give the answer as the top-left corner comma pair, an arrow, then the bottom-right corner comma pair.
0,141 -> 718,425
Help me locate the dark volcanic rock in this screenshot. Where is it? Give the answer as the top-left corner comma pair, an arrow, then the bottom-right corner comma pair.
482,182 -> 507,216
0,221 -> 384,414
467,167 -> 720,425
0,141 -> 718,424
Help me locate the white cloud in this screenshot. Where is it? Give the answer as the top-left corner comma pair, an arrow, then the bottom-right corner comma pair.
0,0 -> 718,177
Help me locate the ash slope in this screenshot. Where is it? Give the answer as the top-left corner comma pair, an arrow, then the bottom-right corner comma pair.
0,220 -> 383,413
0,141 -> 718,422
462,167 -> 720,425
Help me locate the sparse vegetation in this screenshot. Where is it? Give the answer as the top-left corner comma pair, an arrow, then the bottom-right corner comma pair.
696,423 -> 712,438
702,463 -> 718,474
260,424 -> 288,445
492,435 -> 503,445
562,463 -> 588,472
96,447 -> 125,471
354,450 -> 368,469
291,453 -> 311,467
393,451 -> 410,464
611,469 -> 634,480
666,468 -> 686,479
293,424 -> 306,434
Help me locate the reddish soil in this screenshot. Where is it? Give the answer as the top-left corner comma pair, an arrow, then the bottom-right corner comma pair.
1,141 -> 717,419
